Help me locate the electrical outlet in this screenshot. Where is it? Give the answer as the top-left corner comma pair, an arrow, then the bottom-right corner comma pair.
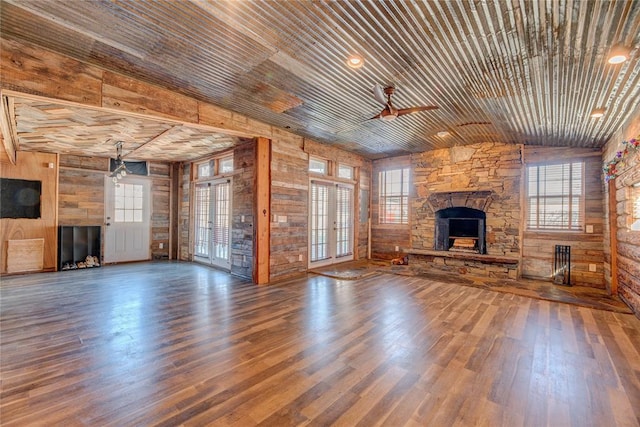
586,224 -> 594,233
241,215 -> 245,222
395,245 -> 399,252
159,243 -> 164,249
589,263 -> 597,272
298,254 -> 303,262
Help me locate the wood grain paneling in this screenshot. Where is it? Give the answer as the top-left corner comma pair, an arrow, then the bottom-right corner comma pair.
0,39 -> 103,106
254,137 -> 270,284
0,151 -> 58,273
231,142 -> 255,279
1,262 -> 639,425
102,71 -> 199,122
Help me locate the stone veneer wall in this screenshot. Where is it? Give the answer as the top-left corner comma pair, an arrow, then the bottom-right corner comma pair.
412,142 -> 522,258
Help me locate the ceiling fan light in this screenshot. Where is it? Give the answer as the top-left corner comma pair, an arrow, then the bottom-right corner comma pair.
437,131 -> 450,137
608,44 -> 630,64
590,108 -> 605,118
346,54 -> 363,69
380,112 -> 397,121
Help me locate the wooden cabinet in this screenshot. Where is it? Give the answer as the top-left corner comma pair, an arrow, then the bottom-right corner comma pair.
58,226 -> 101,271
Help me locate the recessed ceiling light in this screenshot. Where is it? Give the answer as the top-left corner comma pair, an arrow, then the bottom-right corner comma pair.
590,108 -> 605,118
608,44 -> 630,64
437,131 -> 450,137
346,54 -> 364,69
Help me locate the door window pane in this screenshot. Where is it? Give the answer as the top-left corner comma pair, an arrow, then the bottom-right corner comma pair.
310,182 -> 330,261
336,185 -> 353,257
114,183 -> 144,223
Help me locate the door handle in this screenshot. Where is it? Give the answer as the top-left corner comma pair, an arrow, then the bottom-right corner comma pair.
106,223 -> 111,226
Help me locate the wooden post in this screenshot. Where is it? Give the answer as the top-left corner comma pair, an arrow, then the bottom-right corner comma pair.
254,137 -> 270,284
169,162 -> 180,260
608,179 -> 618,295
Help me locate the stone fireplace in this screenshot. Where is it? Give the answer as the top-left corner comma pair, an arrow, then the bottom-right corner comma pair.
427,190 -> 492,253
408,143 -> 522,279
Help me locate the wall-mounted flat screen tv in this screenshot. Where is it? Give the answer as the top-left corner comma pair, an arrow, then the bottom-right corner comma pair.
0,178 -> 42,219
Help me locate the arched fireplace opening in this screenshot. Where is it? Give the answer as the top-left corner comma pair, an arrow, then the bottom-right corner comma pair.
435,207 -> 486,254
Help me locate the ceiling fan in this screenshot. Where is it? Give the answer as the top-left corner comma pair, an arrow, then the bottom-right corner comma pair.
370,83 -> 438,121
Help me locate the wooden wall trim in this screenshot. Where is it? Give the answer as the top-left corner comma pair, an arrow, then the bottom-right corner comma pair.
254,137 -> 270,284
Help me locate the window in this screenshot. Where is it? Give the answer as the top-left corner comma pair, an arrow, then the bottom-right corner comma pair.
196,155 -> 234,179
631,183 -> 640,231
379,168 -> 409,224
309,158 -> 328,175
337,164 -> 354,179
527,161 -> 584,230
219,156 -> 234,174
114,183 -> 144,223
198,162 -> 212,178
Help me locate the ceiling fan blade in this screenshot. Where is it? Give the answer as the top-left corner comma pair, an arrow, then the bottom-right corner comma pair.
372,84 -> 387,105
397,106 -> 439,117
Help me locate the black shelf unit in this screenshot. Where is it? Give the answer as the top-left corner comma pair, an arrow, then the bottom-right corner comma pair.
58,226 -> 101,271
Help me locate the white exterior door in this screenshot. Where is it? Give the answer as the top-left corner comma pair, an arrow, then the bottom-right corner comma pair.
193,179 -> 231,270
309,180 -> 354,268
104,177 -> 151,263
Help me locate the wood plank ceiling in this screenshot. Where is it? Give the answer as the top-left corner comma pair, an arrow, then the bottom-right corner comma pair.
1,0 -> 639,160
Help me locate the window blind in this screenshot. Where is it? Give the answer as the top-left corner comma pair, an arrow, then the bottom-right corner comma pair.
379,168 -> 409,224
527,161 -> 584,230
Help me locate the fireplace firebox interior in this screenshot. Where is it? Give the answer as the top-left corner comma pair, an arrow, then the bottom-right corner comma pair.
435,207 -> 486,254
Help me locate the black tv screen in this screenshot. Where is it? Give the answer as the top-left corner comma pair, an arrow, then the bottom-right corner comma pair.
0,178 -> 42,219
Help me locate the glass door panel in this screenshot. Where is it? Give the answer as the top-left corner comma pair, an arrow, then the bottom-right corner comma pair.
193,178 -> 231,270
309,180 -> 354,267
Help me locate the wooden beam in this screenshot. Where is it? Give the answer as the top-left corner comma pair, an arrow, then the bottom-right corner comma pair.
254,137 -> 271,284
169,162 -> 180,260
608,179 -> 619,295
0,95 -> 18,164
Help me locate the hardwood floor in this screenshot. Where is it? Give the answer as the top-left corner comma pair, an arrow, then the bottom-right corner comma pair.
1,261 -> 639,426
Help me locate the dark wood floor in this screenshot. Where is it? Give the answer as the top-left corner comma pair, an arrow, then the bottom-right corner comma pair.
1,261 -> 639,426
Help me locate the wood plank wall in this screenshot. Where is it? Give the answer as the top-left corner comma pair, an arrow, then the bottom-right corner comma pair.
371,156 -> 411,259
603,113 -> 640,314
522,147 -> 605,287
0,151 -> 58,273
58,154 -> 171,262
232,142 -> 256,279
269,134 -> 309,280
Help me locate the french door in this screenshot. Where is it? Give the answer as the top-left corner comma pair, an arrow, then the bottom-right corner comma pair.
309,180 -> 354,268
193,178 -> 231,270
104,176 -> 151,263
